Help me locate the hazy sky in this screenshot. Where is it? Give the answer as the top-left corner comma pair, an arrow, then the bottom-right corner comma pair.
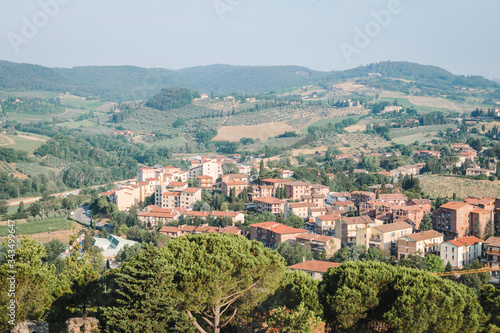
1,0 -> 499,79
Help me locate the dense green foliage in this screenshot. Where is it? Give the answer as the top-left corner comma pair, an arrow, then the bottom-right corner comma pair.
145,88 -> 199,111
319,261 -> 484,332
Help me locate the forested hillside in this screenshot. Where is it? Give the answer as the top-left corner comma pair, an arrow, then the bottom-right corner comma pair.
0,60 -> 496,102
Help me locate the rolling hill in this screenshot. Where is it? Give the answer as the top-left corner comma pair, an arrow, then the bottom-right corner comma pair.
0,60 -> 497,102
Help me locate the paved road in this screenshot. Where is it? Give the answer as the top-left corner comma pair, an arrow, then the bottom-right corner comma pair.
72,206 -> 112,233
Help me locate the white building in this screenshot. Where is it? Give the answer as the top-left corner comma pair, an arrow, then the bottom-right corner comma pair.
440,236 -> 483,269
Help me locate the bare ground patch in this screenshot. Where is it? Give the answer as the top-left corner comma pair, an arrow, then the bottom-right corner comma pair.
214,122 -> 295,142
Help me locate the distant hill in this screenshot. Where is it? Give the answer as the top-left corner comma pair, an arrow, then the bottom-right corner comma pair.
0,60 -> 496,101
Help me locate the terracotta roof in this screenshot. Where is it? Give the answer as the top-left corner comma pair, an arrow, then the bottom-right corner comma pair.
484,237 -> 500,247
223,181 -> 248,186
210,211 -> 240,218
448,236 -> 483,247
163,191 -> 181,196
267,224 -> 307,235
335,200 -> 354,206
289,202 -> 316,208
289,260 -> 340,273
409,199 -> 431,205
286,181 -> 312,186
220,226 -> 244,235
317,214 -> 341,221
196,175 -> 213,179
250,221 -> 279,229
178,225 -> 197,232
405,230 -> 443,242
440,201 -> 471,210
146,177 -> 160,181
138,211 -> 178,218
471,208 -> 488,214
168,182 -> 187,186
254,197 -> 286,205
342,215 -> 373,225
261,178 -> 292,184
374,222 -> 412,233
159,226 -> 180,233
183,187 -> 201,193
184,211 -> 210,217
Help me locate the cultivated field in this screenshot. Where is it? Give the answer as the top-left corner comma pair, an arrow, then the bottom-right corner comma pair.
388,124 -> 457,139
0,218 -> 76,237
338,133 -> 391,152
420,176 -> 500,199
392,133 -> 441,145
214,122 -> 295,141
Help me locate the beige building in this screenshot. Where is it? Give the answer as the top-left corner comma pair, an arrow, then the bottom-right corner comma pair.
440,236 -> 483,269
285,202 -> 316,219
254,197 -> 286,215
483,237 -> 500,275
397,230 -> 444,259
250,222 -> 307,249
196,175 -> 213,189
284,181 -> 313,200
315,214 -> 342,235
358,222 -> 413,253
158,187 -> 202,210
288,260 -> 341,280
335,215 -> 382,246
296,234 -> 341,258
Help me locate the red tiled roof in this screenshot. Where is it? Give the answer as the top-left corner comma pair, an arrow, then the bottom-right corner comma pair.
317,214 -> 341,221
159,226 -> 180,233
196,175 -> 213,179
440,201 -> 470,210
223,181 -> 248,186
168,182 -> 187,186
289,260 -> 340,273
183,187 -> 201,193
210,211 -> 240,218
254,197 -> 286,205
448,236 -> 483,247
335,200 -> 354,206
405,230 -> 443,242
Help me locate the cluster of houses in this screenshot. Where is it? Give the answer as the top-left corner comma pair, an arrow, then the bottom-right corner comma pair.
97,152 -> 500,277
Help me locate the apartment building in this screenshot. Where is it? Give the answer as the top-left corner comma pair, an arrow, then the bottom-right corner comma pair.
196,175 -> 213,189
432,201 -> 475,239
350,191 -> 376,203
358,222 -> 413,253
188,157 -> 223,181
137,206 -> 180,227
315,213 -> 342,235
335,215 -> 382,246
440,236 -> 483,269
157,187 -> 202,210
296,234 -> 341,258
397,230 -> 444,259
254,197 -> 286,215
221,173 -> 248,183
221,181 -> 247,197
379,194 -> 408,205
250,222 -> 307,249
301,194 -> 326,208
332,200 -> 356,213
483,237 -> 500,275
326,192 -> 351,205
284,202 -> 316,219
407,199 -> 432,213
284,181 -> 313,200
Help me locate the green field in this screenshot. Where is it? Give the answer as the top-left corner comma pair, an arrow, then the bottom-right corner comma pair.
377,97 -> 449,114
392,132 -> 441,145
61,97 -> 107,109
301,115 -> 364,133
420,176 -> 500,199
0,218 -> 75,237
6,203 -> 32,215
57,120 -> 97,129
4,135 -> 45,154
145,136 -> 186,147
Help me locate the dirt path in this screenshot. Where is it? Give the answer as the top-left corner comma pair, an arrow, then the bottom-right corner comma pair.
16,134 -> 47,142
0,135 -> 15,146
